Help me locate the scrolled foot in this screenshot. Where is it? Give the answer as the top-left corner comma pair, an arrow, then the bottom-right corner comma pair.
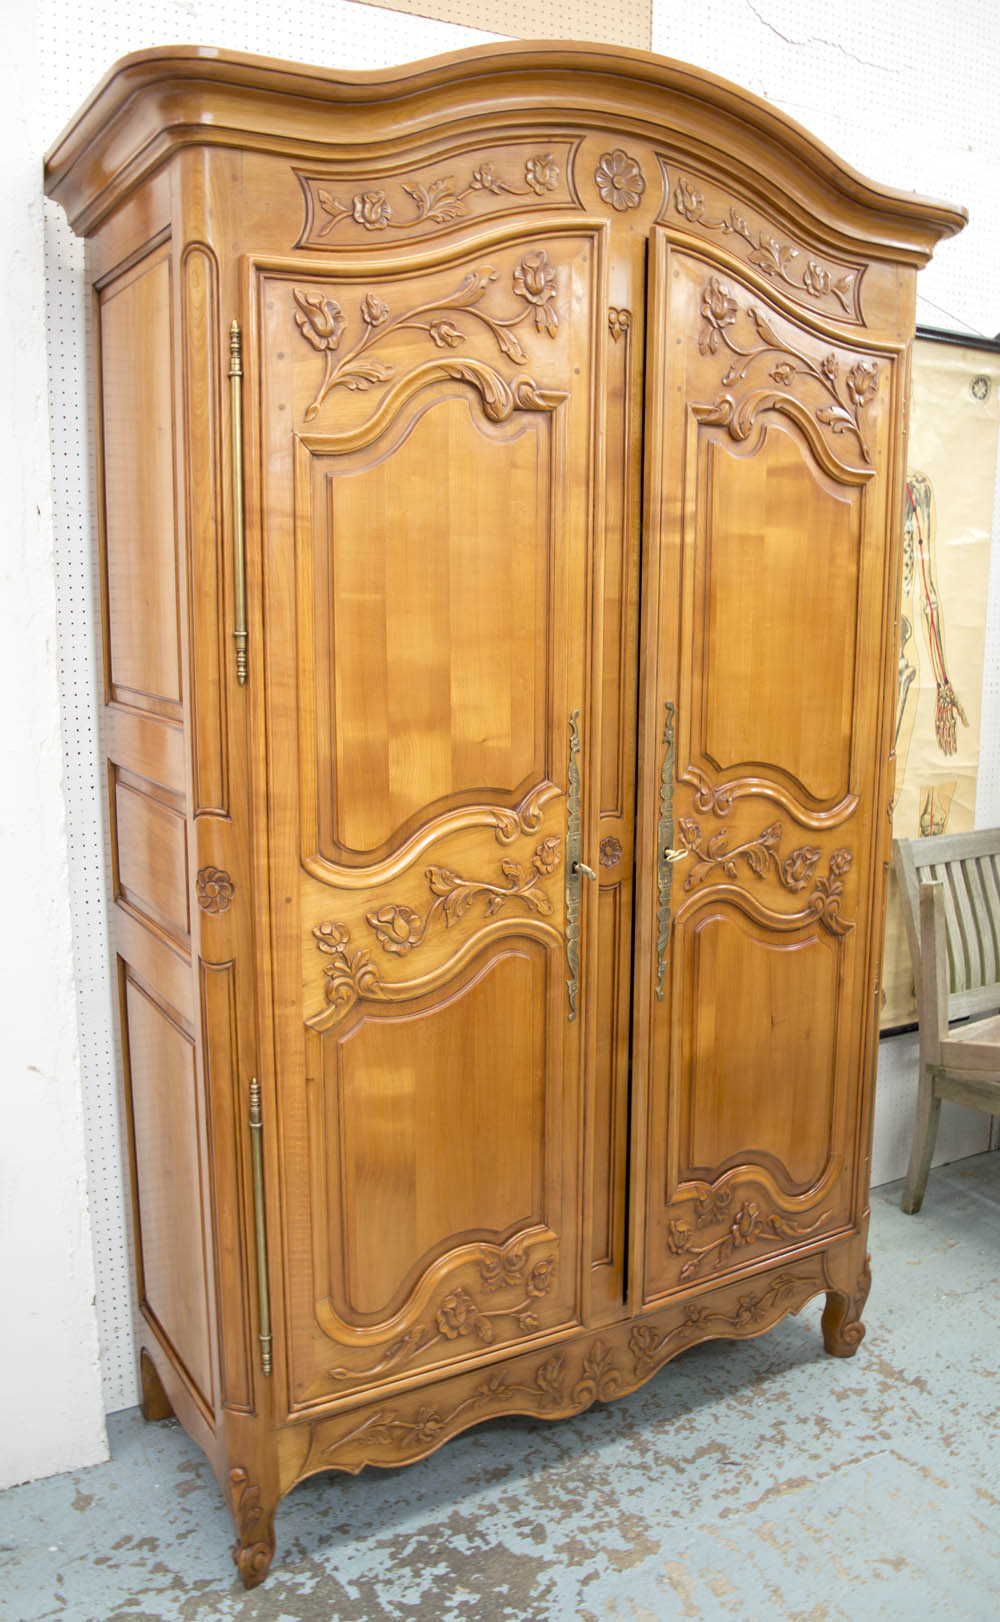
821,1253 -> 871,1358
230,1467 -> 276,1589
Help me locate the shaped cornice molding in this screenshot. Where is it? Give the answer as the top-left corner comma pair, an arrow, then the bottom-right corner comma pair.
45,42 -> 965,260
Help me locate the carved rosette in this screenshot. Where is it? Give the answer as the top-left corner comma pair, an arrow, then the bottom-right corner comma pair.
594,149 -> 646,212
196,865 -> 234,913
293,256 -> 562,421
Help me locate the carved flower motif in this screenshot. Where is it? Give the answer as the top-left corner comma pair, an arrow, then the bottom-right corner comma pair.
600,836 -> 623,868
313,920 -> 350,953
803,261 -> 832,296
524,153 -> 559,195
698,277 -> 737,355
770,361 -> 797,386
365,903 -> 423,955
411,1406 -> 445,1442
666,1219 -> 692,1255
428,319 -> 464,348
353,189 -> 392,229
734,1294 -> 767,1327
821,352 -> 840,387
630,1324 -> 659,1371
674,176 -> 705,222
513,250 -> 559,335
732,1202 -> 762,1245
532,835 -> 562,875
471,162 -> 503,193
361,292 -> 389,327
535,1352 -> 566,1407
196,866 -> 233,914
847,360 -> 879,408
436,1287 -> 493,1343
683,1304 -> 710,1327
781,845 -> 821,890
829,847 -> 854,877
293,290 -> 347,352
526,1256 -> 556,1296
594,149 -> 646,212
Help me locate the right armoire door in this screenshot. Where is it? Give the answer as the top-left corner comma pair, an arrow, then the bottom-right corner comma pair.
635,229 -> 899,1305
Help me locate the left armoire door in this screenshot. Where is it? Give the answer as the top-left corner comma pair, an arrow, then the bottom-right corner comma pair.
246,225 -> 607,1410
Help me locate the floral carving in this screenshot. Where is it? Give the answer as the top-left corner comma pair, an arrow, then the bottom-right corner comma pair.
313,921 -> 384,1015
608,307 -> 632,342
327,1237 -> 557,1383
364,838 -> 560,958
674,176 -> 859,317
678,817 -> 821,894
630,1273 -> 812,1376
807,848 -> 855,936
594,149 -> 646,212
572,1338 -> 622,1404
696,275 -> 879,462
600,836 -> 623,868
308,154 -> 563,238
230,1468 -> 273,1589
294,257 -> 560,421
196,865 -> 234,913
665,1194 -> 834,1283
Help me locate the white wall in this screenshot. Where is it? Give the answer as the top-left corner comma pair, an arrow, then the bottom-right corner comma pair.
6,0 -> 997,1483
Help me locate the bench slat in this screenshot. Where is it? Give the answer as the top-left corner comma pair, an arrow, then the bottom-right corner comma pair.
965,856 -> 999,985
947,858 -> 984,990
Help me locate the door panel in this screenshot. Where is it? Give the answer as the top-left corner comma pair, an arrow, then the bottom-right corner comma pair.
637,234 -> 897,1303
251,224 -> 604,1408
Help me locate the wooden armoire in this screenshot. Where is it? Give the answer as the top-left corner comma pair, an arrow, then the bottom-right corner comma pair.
45,42 -> 963,1585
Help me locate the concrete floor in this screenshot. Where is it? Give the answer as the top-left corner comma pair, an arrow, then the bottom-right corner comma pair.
2,1153 -> 998,1622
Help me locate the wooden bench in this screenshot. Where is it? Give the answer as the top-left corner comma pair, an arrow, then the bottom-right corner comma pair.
891,829 -> 1000,1213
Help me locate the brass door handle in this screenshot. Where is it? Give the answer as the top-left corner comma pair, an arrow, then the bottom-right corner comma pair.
573,861 -> 597,880
662,848 -> 690,864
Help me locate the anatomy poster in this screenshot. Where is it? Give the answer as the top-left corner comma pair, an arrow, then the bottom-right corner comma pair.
881,336 -> 1000,1029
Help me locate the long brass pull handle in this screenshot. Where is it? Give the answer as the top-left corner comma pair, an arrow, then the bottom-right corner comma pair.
229,320 -> 248,686
655,701 -> 676,1001
248,1078 -> 272,1376
565,711 -> 584,1021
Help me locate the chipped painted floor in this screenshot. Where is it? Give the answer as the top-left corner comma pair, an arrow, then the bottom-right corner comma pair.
2,1153 -> 998,1621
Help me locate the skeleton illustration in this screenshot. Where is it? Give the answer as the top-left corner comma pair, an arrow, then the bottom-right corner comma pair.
896,473 -> 968,770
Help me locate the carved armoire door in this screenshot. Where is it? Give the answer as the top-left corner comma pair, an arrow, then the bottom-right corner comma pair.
635,232 -> 898,1303
247,219 -> 609,1410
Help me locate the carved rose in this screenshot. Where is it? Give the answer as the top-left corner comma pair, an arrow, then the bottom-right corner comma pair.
674,177 -> 705,222
436,1287 -> 493,1343
665,1220 -> 692,1255
734,1294 -> 767,1327
594,149 -> 646,212
471,162 -> 503,193
526,1256 -> 556,1297
731,1203 -> 762,1246
821,352 -> 840,387
630,1325 -> 659,1371
847,360 -> 879,408
803,261 -> 832,297
353,190 -> 392,229
829,848 -> 853,877
600,836 -> 623,868
293,290 -> 347,352
781,845 -> 821,890
365,903 -> 423,955
428,319 -> 464,348
535,1352 -> 565,1408
532,836 -> 562,875
770,361 -> 797,386
313,920 -> 349,953
513,250 -> 559,335
699,277 -> 737,354
524,153 -> 559,194
411,1406 -> 445,1442
361,292 -> 389,327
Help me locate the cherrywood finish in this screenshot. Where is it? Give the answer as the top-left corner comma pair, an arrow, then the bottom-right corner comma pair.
892,830 -> 1000,1213
45,41 -> 963,1587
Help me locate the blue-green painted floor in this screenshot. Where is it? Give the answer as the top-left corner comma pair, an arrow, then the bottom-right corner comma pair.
2,1153 -> 998,1621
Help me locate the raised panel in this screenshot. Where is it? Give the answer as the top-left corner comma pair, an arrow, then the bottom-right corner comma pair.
680,907 -> 841,1189
122,972 -> 213,1408
114,774 -> 190,947
310,397 -> 552,860
325,944 -> 547,1319
99,244 -> 181,712
701,426 -> 861,806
